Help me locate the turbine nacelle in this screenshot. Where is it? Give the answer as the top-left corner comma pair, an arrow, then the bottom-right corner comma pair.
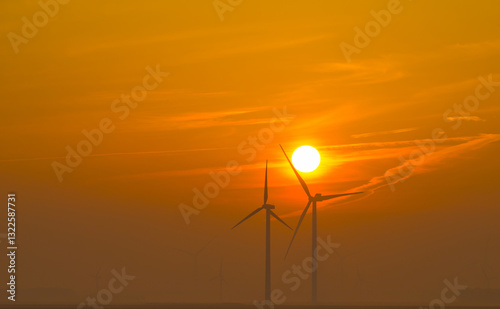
309,193 -> 321,202
263,204 -> 275,210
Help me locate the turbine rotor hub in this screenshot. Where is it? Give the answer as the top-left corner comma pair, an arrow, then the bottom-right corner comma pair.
309,193 -> 321,202
263,204 -> 275,209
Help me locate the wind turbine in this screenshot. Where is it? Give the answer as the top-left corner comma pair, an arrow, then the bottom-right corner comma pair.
354,264 -> 371,300
280,144 -> 363,303
355,265 -> 363,286
232,160 -> 292,302
479,233 -> 496,289
89,267 -> 101,295
210,258 -> 227,301
480,264 -> 496,289
172,238 -> 214,277
335,251 -> 357,289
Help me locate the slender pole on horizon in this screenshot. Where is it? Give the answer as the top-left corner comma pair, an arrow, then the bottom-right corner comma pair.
265,207 -> 271,302
220,274 -> 223,300
312,200 -> 318,303
89,267 -> 101,297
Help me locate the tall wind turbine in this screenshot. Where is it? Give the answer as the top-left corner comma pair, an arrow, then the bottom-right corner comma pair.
280,144 -> 363,303
232,160 -> 292,302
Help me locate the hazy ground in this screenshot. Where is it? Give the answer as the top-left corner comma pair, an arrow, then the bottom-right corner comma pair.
2,305 -> 500,309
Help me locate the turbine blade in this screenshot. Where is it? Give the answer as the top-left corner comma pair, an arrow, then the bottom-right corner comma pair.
198,237 -> 215,253
264,160 -> 268,204
320,192 -> 363,201
172,247 -> 194,256
285,201 -> 311,259
231,207 -> 264,229
280,144 -> 311,198
270,211 -> 293,230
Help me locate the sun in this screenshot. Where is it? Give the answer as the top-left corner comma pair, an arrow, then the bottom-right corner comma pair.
292,145 -> 321,173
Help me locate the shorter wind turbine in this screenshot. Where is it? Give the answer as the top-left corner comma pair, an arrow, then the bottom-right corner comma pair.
280,144 -> 363,303
480,233 -> 496,289
89,267 -> 101,295
172,238 -> 214,277
480,264 -> 496,289
232,160 -> 292,302
335,251 -> 357,289
354,264 -> 372,299
210,258 -> 227,301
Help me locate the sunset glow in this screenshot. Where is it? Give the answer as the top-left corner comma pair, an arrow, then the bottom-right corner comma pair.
1,1 -> 500,307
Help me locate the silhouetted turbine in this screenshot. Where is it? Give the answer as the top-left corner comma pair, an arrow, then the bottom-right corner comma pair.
280,144 -> 363,303
210,258 -> 227,301
354,264 -> 371,299
232,160 -> 292,302
480,264 -> 496,289
89,267 -> 101,295
334,251 -> 357,290
480,233 -> 496,289
172,238 -> 214,277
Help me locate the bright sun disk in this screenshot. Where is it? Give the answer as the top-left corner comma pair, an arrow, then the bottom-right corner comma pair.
292,145 -> 320,173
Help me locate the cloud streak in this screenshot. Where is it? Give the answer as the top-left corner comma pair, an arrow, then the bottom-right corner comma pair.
0,147 -> 231,163
351,127 -> 419,138
281,133 -> 500,217
320,133 -> 500,210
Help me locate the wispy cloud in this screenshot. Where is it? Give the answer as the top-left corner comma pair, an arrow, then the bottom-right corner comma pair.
276,134 -> 500,217
445,116 -> 486,122
317,133 -> 500,211
0,147 -> 230,163
351,127 -> 418,138
100,134 -> 499,186
317,136 -> 475,151
307,58 -> 406,85
139,106 -> 279,130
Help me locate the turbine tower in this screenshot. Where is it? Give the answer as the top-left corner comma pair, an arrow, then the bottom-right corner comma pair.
210,258 -> 227,301
280,144 -> 363,303
480,233 -> 496,289
232,160 -> 292,302
89,267 -> 101,295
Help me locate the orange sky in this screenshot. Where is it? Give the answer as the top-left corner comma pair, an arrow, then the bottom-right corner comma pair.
1,0 -> 500,306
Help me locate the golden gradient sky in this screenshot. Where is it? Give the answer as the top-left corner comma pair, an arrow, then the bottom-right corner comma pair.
1,0 -> 500,305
